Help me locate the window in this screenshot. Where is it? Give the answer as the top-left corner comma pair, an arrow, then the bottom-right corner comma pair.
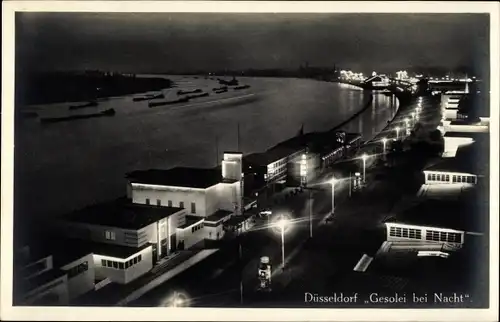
389,226 -> 421,240
146,198 -> 150,205
168,200 -> 173,207
119,262 -> 124,269
67,261 -> 89,278
138,255 -> 142,262
113,261 -> 119,269
101,259 -> 106,267
22,260 -> 48,277
106,260 -> 112,267
445,174 -> 450,182
191,202 -> 196,214
105,231 -> 116,240
157,199 -> 161,206
426,230 -> 462,243
179,201 -> 185,209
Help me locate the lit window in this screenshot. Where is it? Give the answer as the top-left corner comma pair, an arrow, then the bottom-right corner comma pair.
105,231 -> 116,240
191,202 -> 196,214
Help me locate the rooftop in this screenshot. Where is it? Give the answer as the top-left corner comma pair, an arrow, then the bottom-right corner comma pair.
127,167 -> 223,189
205,209 -> 233,223
64,198 -> 184,230
458,93 -> 490,117
178,215 -> 204,229
425,143 -> 488,175
384,192 -> 486,233
88,240 -> 152,259
243,146 -> 299,166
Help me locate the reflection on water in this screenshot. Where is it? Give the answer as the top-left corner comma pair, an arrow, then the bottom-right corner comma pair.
15,77 -> 397,224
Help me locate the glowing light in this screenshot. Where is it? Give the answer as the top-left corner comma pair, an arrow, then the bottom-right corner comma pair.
165,291 -> 190,307
361,153 -> 368,161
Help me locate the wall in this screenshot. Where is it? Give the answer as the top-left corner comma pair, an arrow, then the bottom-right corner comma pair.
443,137 -> 474,158
93,246 -> 152,285
124,247 -> 153,284
205,223 -> 225,240
61,253 -> 95,300
63,222 -> 149,248
22,255 -> 54,280
183,223 -> 206,249
23,275 -> 69,305
93,254 -> 126,284
216,182 -> 239,213
132,185 -> 208,217
444,124 -> 489,134
205,185 -> 220,218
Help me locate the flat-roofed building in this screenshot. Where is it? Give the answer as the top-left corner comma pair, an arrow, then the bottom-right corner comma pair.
443,131 -> 489,158
384,186 -> 486,252
13,240 -> 95,305
423,143 -> 488,185
127,152 -> 243,241
58,198 -> 199,284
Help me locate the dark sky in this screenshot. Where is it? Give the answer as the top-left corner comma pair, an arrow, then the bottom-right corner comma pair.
16,13 -> 489,75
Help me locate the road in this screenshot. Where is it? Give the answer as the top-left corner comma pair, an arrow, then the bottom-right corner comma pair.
129,94 -> 440,307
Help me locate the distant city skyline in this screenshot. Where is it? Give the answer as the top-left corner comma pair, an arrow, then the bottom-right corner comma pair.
16,13 -> 489,76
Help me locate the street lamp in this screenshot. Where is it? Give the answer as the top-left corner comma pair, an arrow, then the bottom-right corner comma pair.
381,137 -> 388,154
274,215 -> 291,270
404,117 -> 410,135
361,154 -> 368,183
166,291 -> 189,307
395,126 -> 400,140
330,177 -> 336,216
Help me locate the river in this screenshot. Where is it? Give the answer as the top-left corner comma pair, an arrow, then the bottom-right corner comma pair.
14,76 -> 398,230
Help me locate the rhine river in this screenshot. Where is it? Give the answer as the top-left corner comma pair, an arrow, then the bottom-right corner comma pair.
14,76 -> 398,231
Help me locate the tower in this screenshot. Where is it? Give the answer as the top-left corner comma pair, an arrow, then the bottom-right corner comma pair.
222,152 -> 244,216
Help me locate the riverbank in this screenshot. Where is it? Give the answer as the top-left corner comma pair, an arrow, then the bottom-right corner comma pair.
15,72 -> 173,106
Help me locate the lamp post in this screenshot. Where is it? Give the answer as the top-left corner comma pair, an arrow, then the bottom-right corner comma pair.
330,177 -> 336,216
404,117 -> 410,135
395,126 -> 400,140
381,137 -> 388,154
275,216 -> 290,271
361,154 -> 368,183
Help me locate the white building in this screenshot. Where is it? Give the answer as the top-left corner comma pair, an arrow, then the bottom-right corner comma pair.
423,143 -> 484,186
59,199 -> 196,284
13,243 -> 94,305
127,152 -> 244,242
442,131 -> 488,158
384,186 -> 485,252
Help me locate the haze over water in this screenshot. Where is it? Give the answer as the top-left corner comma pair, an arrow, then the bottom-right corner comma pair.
15,76 -> 398,228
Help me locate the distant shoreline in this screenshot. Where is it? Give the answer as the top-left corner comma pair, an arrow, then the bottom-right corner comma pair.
16,72 -> 173,106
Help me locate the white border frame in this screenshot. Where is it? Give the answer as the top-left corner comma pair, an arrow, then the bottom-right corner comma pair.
2,2 -> 499,321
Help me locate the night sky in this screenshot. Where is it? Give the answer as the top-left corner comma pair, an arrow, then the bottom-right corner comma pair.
16,13 -> 489,75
